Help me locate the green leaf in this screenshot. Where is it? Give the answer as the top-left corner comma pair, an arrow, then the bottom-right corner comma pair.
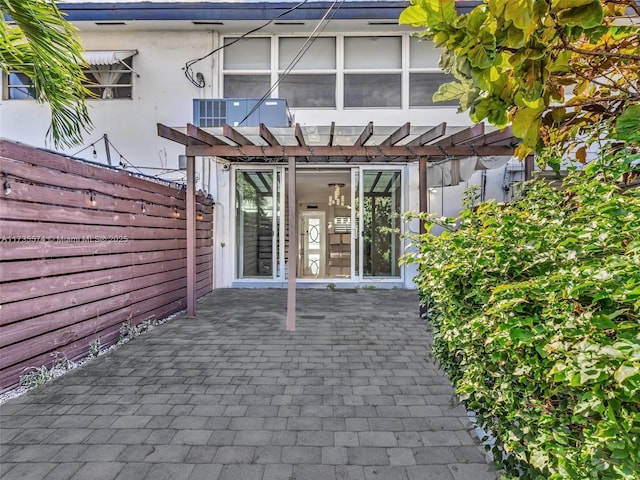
505,0 -> 534,30
614,105 -> 640,142
401,0 -> 457,27
422,0 -> 457,26
552,0 -> 597,8
509,328 -> 533,343
512,107 -> 544,147
399,4 -> 429,27
614,364 -> 639,384
433,81 -> 468,102
556,1 -> 604,28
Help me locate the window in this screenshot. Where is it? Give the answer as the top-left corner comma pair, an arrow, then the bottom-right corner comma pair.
6,72 -> 35,100
409,37 -> 457,107
344,36 -> 401,108
223,38 -> 271,99
84,56 -> 133,99
5,51 -> 135,100
218,34 -> 456,110
278,37 -> 336,108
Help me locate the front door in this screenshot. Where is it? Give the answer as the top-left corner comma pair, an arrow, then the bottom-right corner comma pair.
299,211 -> 326,278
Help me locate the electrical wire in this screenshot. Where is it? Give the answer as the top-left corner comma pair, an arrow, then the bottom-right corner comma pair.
70,137 -> 104,157
102,137 -> 146,175
184,0 -> 310,88
237,0 -> 344,126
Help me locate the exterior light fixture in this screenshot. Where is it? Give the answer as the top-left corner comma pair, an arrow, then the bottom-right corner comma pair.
89,191 -> 97,206
141,201 -> 146,214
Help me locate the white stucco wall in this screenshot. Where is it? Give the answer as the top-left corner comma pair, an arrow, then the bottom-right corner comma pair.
1,30 -> 215,186
0,26 -> 525,290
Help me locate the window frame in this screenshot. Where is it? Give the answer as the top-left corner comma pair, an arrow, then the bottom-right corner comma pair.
4,56 -> 135,101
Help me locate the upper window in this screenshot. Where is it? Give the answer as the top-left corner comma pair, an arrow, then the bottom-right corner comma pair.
219,35 -> 456,110
409,37 -> 457,107
5,51 -> 135,100
344,37 -> 401,108
278,37 -> 336,108
223,38 -> 271,99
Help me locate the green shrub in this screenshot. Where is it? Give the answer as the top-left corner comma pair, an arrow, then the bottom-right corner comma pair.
403,151 -> 640,479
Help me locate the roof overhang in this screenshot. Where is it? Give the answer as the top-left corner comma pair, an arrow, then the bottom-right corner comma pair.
158,122 -> 519,163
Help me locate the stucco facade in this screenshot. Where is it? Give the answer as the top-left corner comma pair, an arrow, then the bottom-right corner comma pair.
0,1 -> 524,288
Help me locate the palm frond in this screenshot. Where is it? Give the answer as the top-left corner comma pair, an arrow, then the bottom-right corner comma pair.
0,0 -> 93,148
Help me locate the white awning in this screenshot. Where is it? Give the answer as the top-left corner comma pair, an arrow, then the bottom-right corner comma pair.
83,50 -> 137,66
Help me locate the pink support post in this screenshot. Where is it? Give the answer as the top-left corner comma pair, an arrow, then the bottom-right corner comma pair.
287,156 -> 297,331
186,155 -> 196,316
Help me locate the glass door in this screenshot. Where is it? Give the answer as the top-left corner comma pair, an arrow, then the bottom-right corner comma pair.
235,169 -> 277,278
357,168 -> 403,279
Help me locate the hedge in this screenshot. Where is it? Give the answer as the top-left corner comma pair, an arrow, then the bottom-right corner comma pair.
403,152 -> 640,479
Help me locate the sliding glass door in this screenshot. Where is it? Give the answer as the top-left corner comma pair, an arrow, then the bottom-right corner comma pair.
358,168 -> 403,278
235,169 -> 276,278
235,166 -> 403,282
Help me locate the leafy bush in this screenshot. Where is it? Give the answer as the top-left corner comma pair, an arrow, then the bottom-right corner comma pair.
403,152 -> 640,479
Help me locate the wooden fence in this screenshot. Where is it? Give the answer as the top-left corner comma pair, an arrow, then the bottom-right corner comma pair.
0,140 -> 214,391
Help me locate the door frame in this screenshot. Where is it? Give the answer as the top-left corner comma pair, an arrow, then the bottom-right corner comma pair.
356,165 -> 405,282
232,164 -> 405,284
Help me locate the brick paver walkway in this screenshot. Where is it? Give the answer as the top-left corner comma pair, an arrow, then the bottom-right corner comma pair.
0,289 -> 497,480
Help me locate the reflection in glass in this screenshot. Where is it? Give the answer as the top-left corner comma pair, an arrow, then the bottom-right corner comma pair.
236,171 -> 274,277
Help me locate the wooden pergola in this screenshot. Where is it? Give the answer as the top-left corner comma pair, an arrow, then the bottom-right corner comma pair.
158,121 -> 526,329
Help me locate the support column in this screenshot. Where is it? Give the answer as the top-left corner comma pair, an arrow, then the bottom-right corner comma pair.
524,155 -> 535,181
186,155 -> 196,316
418,157 -> 428,318
287,156 -> 297,331
419,157 -> 427,235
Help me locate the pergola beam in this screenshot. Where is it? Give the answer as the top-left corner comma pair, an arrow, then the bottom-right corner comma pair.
187,123 -> 227,146
223,124 -> 254,146
184,144 -> 514,159
295,123 -> 310,162
355,122 -> 374,147
406,122 -> 447,146
157,123 -> 207,147
475,126 -> 517,146
381,122 -> 411,146
259,124 -> 280,146
328,121 -> 335,146
435,123 -> 485,146
294,123 -> 306,146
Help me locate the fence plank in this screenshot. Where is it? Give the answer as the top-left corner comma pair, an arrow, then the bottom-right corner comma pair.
0,140 -> 213,391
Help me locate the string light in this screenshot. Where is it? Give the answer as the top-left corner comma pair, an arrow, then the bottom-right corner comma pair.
173,207 -> 180,218
91,144 -> 97,159
89,191 -> 97,206
141,201 -> 146,214
2,173 -> 11,195
196,211 -> 204,221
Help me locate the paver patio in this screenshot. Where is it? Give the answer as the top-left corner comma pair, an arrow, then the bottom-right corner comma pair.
0,288 -> 497,480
